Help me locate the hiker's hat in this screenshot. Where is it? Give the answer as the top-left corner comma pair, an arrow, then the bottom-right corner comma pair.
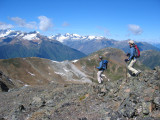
99,56 -> 103,59
128,40 -> 134,44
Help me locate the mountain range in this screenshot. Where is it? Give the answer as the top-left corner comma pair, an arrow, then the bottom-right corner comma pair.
1,30 -> 160,63
152,43 -> 160,49
0,30 -> 86,61
49,33 -> 160,55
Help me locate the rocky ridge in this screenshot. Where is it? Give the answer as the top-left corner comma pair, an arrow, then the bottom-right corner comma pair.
0,67 -> 160,120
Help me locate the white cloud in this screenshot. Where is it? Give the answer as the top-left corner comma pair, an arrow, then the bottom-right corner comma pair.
128,24 -> 143,35
38,16 -> 53,31
0,22 -> 14,30
62,22 -> 70,27
10,17 -> 37,29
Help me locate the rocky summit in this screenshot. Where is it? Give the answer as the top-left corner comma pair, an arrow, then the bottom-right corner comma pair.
0,66 -> 160,120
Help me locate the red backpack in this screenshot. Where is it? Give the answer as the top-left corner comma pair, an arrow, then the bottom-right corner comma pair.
134,44 -> 140,58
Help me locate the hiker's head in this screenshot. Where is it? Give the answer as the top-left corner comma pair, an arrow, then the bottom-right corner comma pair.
128,40 -> 134,46
99,56 -> 103,60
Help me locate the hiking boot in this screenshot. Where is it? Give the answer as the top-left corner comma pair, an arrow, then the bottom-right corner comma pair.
99,81 -> 103,84
135,71 -> 141,76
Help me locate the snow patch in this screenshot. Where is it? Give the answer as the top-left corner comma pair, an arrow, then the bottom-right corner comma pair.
55,72 -> 66,76
88,36 -> 96,40
51,60 -> 60,63
49,33 -> 104,43
73,34 -> 81,37
28,72 -> 35,76
72,59 -> 78,63
24,84 -> 29,87
23,33 -> 39,40
57,35 -> 69,42
0,30 -> 13,37
63,68 -> 69,72
17,80 -> 24,84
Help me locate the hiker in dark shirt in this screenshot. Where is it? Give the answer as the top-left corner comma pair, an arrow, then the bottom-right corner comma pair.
95,56 -> 108,83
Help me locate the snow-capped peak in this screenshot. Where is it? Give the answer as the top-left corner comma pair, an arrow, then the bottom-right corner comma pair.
88,36 -> 96,40
73,34 -> 81,37
0,29 -> 14,37
49,33 -> 104,42
22,31 -> 39,40
65,33 -> 70,36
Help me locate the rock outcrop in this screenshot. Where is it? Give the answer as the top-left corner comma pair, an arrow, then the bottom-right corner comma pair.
0,71 -> 15,92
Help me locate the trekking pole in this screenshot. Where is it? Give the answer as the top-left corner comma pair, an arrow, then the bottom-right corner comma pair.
125,62 -> 128,82
93,67 -> 95,79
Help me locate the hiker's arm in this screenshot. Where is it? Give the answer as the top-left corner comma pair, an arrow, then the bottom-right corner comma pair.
96,61 -> 102,69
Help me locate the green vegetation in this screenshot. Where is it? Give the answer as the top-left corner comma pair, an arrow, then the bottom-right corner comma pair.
79,95 -> 86,101
86,59 -> 96,66
112,64 -> 116,71
2,58 -> 21,68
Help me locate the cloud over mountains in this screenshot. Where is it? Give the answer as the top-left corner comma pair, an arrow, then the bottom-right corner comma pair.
128,24 -> 143,35
0,16 -> 144,38
0,22 -> 14,30
38,16 -> 53,31
10,17 -> 37,29
2,16 -> 53,31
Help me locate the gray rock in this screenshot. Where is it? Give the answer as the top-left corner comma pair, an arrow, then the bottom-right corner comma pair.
154,97 -> 160,106
31,96 -> 45,107
46,100 -> 56,107
142,102 -> 152,115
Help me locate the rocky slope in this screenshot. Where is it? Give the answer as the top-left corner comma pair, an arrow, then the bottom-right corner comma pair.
0,67 -> 160,120
0,57 -> 91,90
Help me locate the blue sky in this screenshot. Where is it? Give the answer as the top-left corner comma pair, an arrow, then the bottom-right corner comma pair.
0,0 -> 160,43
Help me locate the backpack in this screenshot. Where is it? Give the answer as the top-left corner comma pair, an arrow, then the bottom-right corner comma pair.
102,60 -> 108,70
134,44 -> 140,58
